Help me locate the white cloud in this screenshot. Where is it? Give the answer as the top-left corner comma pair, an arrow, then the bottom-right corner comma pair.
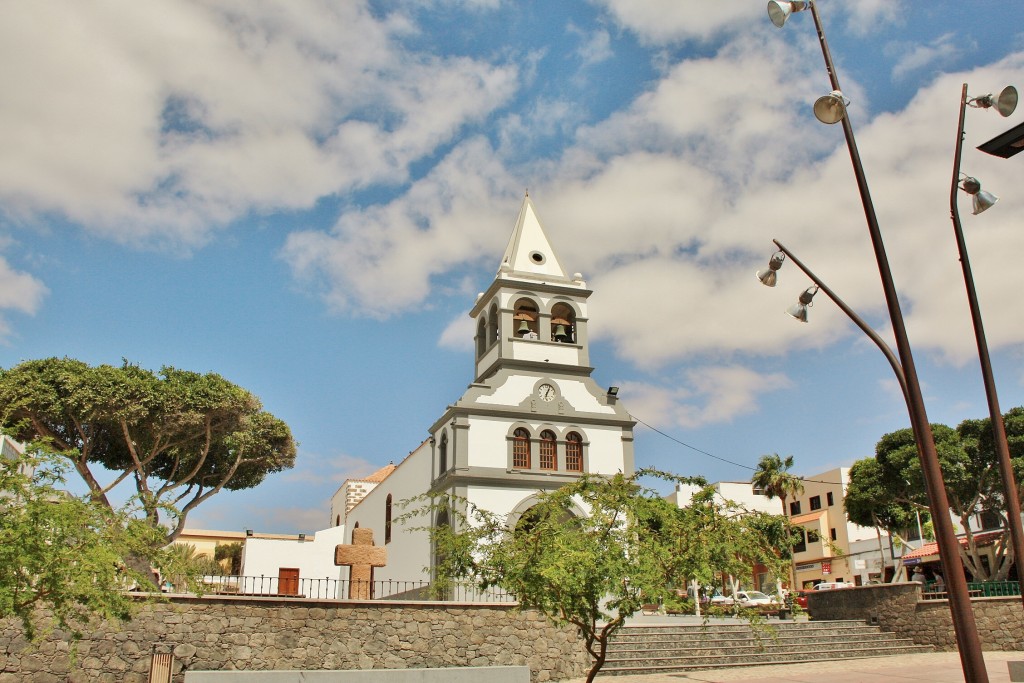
889,33 -> 961,81
438,311 -> 475,352
594,0 -> 754,44
0,252 -> 48,341
620,365 -> 793,429
0,1 -> 517,248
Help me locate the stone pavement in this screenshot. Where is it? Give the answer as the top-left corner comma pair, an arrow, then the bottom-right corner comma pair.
563,651 -> 1024,682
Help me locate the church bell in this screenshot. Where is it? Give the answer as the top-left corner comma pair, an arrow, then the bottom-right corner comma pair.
553,324 -> 569,342
517,320 -> 531,335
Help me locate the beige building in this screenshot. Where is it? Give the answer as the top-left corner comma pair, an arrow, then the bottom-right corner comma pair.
785,466 -> 886,587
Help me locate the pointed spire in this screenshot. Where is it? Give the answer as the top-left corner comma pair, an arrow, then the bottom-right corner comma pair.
499,195 -> 570,281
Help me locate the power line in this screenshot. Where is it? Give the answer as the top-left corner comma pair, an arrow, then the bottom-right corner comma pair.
630,413 -> 846,486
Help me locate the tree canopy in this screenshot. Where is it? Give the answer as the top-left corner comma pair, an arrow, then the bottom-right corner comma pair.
846,410 -> 1024,580
751,453 -> 804,590
0,358 -> 297,545
408,470 -> 794,683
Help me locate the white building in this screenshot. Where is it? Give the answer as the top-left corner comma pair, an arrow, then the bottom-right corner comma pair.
343,195 -> 636,586
668,480 -> 779,515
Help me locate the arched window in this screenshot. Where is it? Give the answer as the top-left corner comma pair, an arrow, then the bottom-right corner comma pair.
488,303 -> 499,346
476,317 -> 487,358
512,428 -> 531,468
539,430 -> 557,470
550,302 -> 576,343
513,298 -> 539,339
385,494 -> 393,544
335,514 -> 341,527
438,432 -> 448,474
566,432 -> 583,472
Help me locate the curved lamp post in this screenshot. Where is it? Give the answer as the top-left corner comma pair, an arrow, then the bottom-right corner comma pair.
949,82 -> 1024,605
766,3 -> 988,680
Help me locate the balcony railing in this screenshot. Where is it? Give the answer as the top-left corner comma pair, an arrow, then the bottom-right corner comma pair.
166,575 -> 515,602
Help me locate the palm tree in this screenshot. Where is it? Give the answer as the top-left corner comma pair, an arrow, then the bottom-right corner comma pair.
752,453 -> 805,594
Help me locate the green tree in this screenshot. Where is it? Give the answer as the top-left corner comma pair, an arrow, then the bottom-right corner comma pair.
0,358 -> 297,552
0,449 -> 189,641
408,471 -> 792,683
215,541 -> 243,575
853,419 -> 1018,581
751,453 -> 804,589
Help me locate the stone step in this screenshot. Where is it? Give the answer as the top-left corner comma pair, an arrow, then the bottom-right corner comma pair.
610,625 -> 887,644
608,634 -> 919,657
599,643 -> 934,676
597,620 -> 933,677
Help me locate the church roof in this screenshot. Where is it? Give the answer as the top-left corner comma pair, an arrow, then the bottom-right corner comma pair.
498,195 -> 570,281
359,463 -> 396,483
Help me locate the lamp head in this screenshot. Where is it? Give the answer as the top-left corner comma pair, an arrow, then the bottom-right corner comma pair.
756,251 -> 786,287
767,1 -> 810,28
972,190 -> 999,215
814,90 -> 848,124
970,86 -> 1018,118
786,286 -> 818,323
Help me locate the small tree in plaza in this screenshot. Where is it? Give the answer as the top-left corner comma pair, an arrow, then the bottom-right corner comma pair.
0,449 -> 198,641
409,470 -> 794,683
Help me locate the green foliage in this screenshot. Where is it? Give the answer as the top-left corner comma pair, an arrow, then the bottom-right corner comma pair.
848,409 -> 1024,581
215,542 -> 243,575
0,450 -> 173,642
751,453 -> 804,590
404,469 -> 792,683
0,358 -> 297,546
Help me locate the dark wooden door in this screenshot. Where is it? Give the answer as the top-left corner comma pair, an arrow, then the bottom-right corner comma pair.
278,567 -> 300,595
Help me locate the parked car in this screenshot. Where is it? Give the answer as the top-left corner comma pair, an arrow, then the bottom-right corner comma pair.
813,581 -> 854,591
708,591 -> 734,606
794,589 -> 813,609
733,590 -> 780,607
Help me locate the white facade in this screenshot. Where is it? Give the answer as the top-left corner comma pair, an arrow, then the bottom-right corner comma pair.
669,481 -> 779,515
240,526 -> 348,598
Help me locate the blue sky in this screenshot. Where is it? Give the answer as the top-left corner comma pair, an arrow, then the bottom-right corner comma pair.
1,1 -> 1023,534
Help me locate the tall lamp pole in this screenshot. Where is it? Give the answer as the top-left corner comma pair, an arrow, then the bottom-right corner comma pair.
766,3 -> 988,680
949,82 -> 1024,604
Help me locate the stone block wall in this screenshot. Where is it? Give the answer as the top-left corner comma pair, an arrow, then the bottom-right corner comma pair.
807,582 -> 1024,651
0,596 -> 590,683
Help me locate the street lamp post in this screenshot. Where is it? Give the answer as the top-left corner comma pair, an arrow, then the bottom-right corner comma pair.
949,82 -> 1024,604
766,3 -> 988,680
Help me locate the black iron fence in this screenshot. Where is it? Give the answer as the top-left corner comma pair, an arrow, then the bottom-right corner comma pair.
176,575 -> 514,602
920,580 -> 1020,600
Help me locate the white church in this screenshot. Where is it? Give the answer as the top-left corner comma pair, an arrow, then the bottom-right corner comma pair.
243,195 -> 636,591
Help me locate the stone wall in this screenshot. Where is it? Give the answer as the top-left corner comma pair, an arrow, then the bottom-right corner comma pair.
0,596 -> 591,683
807,582 -> 1024,651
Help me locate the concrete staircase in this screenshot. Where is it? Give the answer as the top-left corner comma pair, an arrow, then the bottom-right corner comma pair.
598,620 -> 932,676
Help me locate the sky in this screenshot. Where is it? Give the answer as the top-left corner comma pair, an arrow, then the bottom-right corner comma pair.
2,1 -> 1024,535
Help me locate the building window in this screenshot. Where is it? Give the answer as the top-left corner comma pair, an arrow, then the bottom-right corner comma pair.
807,529 -> 820,543
809,495 -> 821,511
488,303 -> 499,347
476,317 -> 487,358
513,298 -> 539,339
565,432 -> 583,472
335,515 -> 341,527
830,528 -> 837,541
550,302 -> 576,343
513,428 -> 531,468
789,500 -> 801,516
438,432 -> 448,473
793,529 -> 807,554
385,494 -> 393,544
539,430 -> 557,470
826,491 -> 834,506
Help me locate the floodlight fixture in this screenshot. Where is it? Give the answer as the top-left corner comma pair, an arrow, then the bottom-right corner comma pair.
756,251 -> 786,287
958,175 -> 999,214
968,86 -> 1018,117
814,90 -> 848,124
767,0 -> 810,28
786,286 -> 818,323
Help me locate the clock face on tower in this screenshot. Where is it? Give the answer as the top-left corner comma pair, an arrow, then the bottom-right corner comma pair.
537,384 -> 556,402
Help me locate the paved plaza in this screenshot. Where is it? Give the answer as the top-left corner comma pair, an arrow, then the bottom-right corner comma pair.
566,651 -> 1023,682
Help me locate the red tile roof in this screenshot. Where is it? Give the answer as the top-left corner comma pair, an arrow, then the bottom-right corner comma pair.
901,529 -> 1004,560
